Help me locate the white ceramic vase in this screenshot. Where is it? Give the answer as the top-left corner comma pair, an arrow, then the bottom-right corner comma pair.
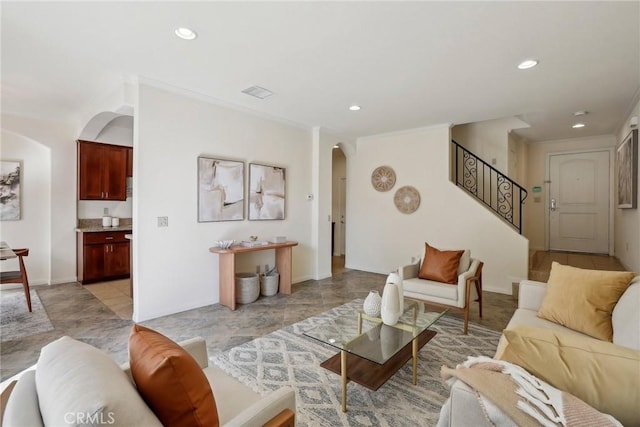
363,290 -> 382,317
381,282 -> 401,326
386,271 -> 404,314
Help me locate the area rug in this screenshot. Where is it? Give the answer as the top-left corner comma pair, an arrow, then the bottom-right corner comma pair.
212,299 -> 501,426
1,290 -> 54,342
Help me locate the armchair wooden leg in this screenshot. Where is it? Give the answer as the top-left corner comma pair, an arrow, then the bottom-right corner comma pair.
475,279 -> 482,319
463,306 -> 469,335
22,274 -> 32,313
464,279 -> 472,335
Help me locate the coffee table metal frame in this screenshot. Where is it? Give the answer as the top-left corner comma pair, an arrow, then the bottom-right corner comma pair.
303,300 -> 448,412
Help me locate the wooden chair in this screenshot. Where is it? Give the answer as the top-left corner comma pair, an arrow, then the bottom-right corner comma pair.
0,248 -> 32,312
400,251 -> 483,334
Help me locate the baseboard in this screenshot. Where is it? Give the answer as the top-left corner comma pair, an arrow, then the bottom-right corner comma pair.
483,285 -> 510,295
313,271 -> 332,281
51,277 -> 78,285
293,275 -> 314,284
344,263 -> 389,276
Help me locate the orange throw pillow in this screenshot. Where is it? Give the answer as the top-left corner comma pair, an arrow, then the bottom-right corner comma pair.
418,243 -> 464,284
128,325 -> 219,427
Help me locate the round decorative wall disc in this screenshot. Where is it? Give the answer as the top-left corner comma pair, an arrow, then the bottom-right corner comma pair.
371,166 -> 396,192
394,186 -> 420,214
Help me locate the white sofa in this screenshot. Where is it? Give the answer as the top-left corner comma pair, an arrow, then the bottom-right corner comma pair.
438,277 -> 640,426
1,336 -> 295,427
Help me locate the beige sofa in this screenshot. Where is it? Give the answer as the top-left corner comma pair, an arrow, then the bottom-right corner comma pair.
438,277 -> 640,426
1,336 -> 295,427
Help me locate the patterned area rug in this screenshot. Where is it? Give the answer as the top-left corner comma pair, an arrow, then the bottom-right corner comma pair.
212,299 -> 501,426
1,290 -> 53,342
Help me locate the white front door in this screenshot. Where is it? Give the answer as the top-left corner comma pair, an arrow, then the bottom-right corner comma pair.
549,151 -> 610,253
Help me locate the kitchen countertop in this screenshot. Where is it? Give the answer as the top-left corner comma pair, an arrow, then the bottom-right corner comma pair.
75,225 -> 133,233
76,217 -> 133,233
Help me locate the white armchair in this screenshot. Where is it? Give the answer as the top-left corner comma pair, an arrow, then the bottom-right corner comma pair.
399,249 -> 483,334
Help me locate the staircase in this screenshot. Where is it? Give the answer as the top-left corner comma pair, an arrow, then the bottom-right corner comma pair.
451,140 -> 528,234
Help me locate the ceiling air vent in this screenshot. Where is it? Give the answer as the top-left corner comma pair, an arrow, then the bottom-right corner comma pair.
241,86 -> 274,99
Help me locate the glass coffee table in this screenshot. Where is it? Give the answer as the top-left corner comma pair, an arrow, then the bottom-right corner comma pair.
303,299 -> 448,412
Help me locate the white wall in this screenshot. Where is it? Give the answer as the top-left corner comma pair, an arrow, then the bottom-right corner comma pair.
347,125 -> 529,294
1,114 -> 78,285
614,99 -> 640,272
452,117 -> 529,175
524,135 -> 616,251
0,131 -> 51,285
134,83 -> 314,321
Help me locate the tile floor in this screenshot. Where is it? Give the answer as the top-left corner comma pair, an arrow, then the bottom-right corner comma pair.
0,252 -> 629,382
84,279 -> 132,320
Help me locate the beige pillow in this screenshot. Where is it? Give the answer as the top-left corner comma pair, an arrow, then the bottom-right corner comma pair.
35,336 -> 161,427
418,243 -> 464,284
499,326 -> 640,427
537,262 -> 635,341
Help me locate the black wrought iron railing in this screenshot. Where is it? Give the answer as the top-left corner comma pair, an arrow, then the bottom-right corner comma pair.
452,140 -> 527,234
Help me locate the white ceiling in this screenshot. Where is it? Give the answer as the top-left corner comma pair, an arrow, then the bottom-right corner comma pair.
2,1 -> 639,142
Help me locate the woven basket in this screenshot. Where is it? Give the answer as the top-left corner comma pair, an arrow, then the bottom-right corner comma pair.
235,273 -> 259,304
260,273 -> 279,297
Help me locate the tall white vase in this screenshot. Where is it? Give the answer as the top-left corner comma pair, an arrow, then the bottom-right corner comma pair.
386,271 -> 404,314
381,282 -> 401,326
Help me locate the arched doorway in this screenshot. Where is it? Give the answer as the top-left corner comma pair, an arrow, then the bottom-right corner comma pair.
331,145 -> 347,274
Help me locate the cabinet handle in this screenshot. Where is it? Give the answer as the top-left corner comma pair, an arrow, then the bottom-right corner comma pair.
106,192 -> 109,198
105,237 -> 114,240
101,191 -> 104,198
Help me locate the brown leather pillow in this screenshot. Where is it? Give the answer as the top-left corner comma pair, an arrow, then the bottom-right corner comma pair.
128,324 -> 219,427
418,243 -> 464,284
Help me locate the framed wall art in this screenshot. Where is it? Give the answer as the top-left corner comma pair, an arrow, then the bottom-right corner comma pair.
198,156 -> 245,222
616,129 -> 638,209
248,163 -> 286,220
0,160 -> 22,221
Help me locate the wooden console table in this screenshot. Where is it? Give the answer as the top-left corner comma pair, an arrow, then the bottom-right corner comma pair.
209,241 -> 298,310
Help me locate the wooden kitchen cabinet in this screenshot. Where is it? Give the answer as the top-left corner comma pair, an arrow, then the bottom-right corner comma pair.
77,231 -> 130,284
126,147 -> 133,177
78,140 -> 128,200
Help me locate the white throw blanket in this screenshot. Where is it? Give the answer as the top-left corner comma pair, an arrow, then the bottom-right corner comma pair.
440,356 -> 622,427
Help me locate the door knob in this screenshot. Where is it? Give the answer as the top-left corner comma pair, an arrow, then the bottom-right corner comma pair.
550,198 -> 557,211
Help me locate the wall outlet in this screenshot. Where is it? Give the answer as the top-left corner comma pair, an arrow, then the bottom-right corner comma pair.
256,265 -> 261,274
157,216 -> 168,227
103,207 -> 109,215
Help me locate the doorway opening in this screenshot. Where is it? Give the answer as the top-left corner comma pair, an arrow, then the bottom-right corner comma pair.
332,145 -> 347,275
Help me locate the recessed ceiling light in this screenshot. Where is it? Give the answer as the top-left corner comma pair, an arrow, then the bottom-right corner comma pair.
349,105 -> 361,111
517,59 -> 538,70
175,27 -> 197,40
333,145 -> 340,149
572,123 -> 586,129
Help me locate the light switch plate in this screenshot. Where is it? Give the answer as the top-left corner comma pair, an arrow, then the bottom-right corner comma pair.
157,216 -> 168,227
